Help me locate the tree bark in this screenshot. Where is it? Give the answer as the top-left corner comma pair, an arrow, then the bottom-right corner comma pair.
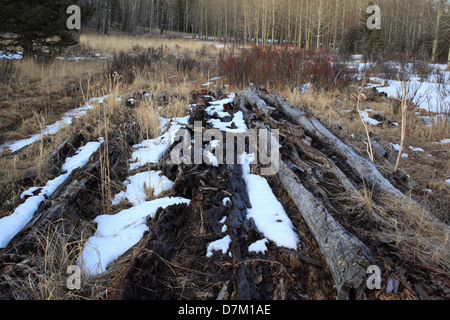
236,88 -> 373,299
447,44 -> 450,70
258,91 -> 405,199
277,160 -> 373,299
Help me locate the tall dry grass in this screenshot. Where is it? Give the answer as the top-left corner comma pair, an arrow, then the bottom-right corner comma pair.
4,220 -> 110,300
0,57 -> 106,138
79,32 -> 211,55
288,86 -> 449,272
345,188 -> 450,271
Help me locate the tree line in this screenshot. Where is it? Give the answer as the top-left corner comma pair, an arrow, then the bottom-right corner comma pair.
0,0 -> 448,63
82,0 -> 450,63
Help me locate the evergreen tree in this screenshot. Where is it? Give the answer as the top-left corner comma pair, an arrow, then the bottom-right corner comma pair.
0,0 -> 89,58
357,3 -> 384,60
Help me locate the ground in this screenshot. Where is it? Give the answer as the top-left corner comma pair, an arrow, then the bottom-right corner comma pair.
0,30 -> 448,300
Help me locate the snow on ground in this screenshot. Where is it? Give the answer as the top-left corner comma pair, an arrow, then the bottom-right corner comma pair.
346,55 -> 450,114
206,235 -> 231,257
240,153 -> 299,250
129,115 -> 190,170
392,143 -> 427,155
0,95 -> 109,153
129,94 -> 247,171
222,197 -> 231,206
0,51 -> 112,61
80,196 -> 191,275
370,77 -> 449,113
409,146 -> 424,152
0,138 -> 104,248
0,51 -> 22,60
205,95 -> 248,133
248,238 -> 269,254
434,139 -> 450,144
56,53 -> 112,60
80,113 -> 194,275
358,110 -> 382,126
204,149 -> 219,166
390,143 -> 409,158
111,171 -> 174,206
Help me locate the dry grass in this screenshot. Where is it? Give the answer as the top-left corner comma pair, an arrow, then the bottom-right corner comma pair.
346,188 -> 450,271
4,220 -> 110,300
79,32 -> 216,56
0,30 -> 225,299
287,87 -> 450,272
286,88 -> 449,196
0,58 -> 106,138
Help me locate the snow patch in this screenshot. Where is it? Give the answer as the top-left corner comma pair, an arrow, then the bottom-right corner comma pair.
408,146 -> 424,152
358,110 -> 381,126
222,197 -> 231,206
240,153 -> 299,250
111,171 -> 174,206
206,235 -> 231,257
129,116 -> 190,170
80,197 -> 190,275
205,95 -> 248,133
0,96 -> 109,153
248,238 -> 269,254
0,139 -> 104,248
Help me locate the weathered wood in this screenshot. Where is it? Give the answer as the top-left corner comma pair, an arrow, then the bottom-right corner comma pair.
277,159 -> 373,300
238,88 -> 375,299
227,164 -> 253,300
257,90 -> 405,199
239,89 -> 358,195
0,122 -> 139,256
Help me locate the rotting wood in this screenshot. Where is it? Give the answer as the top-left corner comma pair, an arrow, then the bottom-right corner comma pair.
238,88 -> 374,299
239,88 -> 404,199
274,93 -> 404,196
238,89 -> 358,196
0,120 -> 139,257
277,159 -> 373,299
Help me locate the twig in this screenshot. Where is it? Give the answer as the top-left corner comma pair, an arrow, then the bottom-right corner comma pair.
355,82 -> 374,162
394,77 -> 410,171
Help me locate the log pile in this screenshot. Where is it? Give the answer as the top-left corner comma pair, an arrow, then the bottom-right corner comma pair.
0,87 -> 448,300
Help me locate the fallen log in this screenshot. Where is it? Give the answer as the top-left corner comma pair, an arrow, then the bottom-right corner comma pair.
238,89 -> 358,195
250,89 -> 405,199
237,88 -> 374,299
277,159 -> 373,299
0,118 -> 139,256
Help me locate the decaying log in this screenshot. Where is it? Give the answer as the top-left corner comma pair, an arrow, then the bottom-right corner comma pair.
277,160 -> 373,299
257,90 -> 405,199
238,88 -> 374,299
238,89 -> 358,195
0,123 -> 139,256
250,89 -> 446,229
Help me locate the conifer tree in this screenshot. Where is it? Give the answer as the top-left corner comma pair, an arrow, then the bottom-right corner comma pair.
0,0 -> 91,58
357,3 -> 384,59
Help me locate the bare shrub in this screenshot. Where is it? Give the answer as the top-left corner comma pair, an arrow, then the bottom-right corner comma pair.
176,55 -> 199,76
219,45 -> 355,91
105,51 -> 154,83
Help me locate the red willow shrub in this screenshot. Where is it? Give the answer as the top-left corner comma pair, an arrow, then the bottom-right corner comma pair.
219,45 -> 354,91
